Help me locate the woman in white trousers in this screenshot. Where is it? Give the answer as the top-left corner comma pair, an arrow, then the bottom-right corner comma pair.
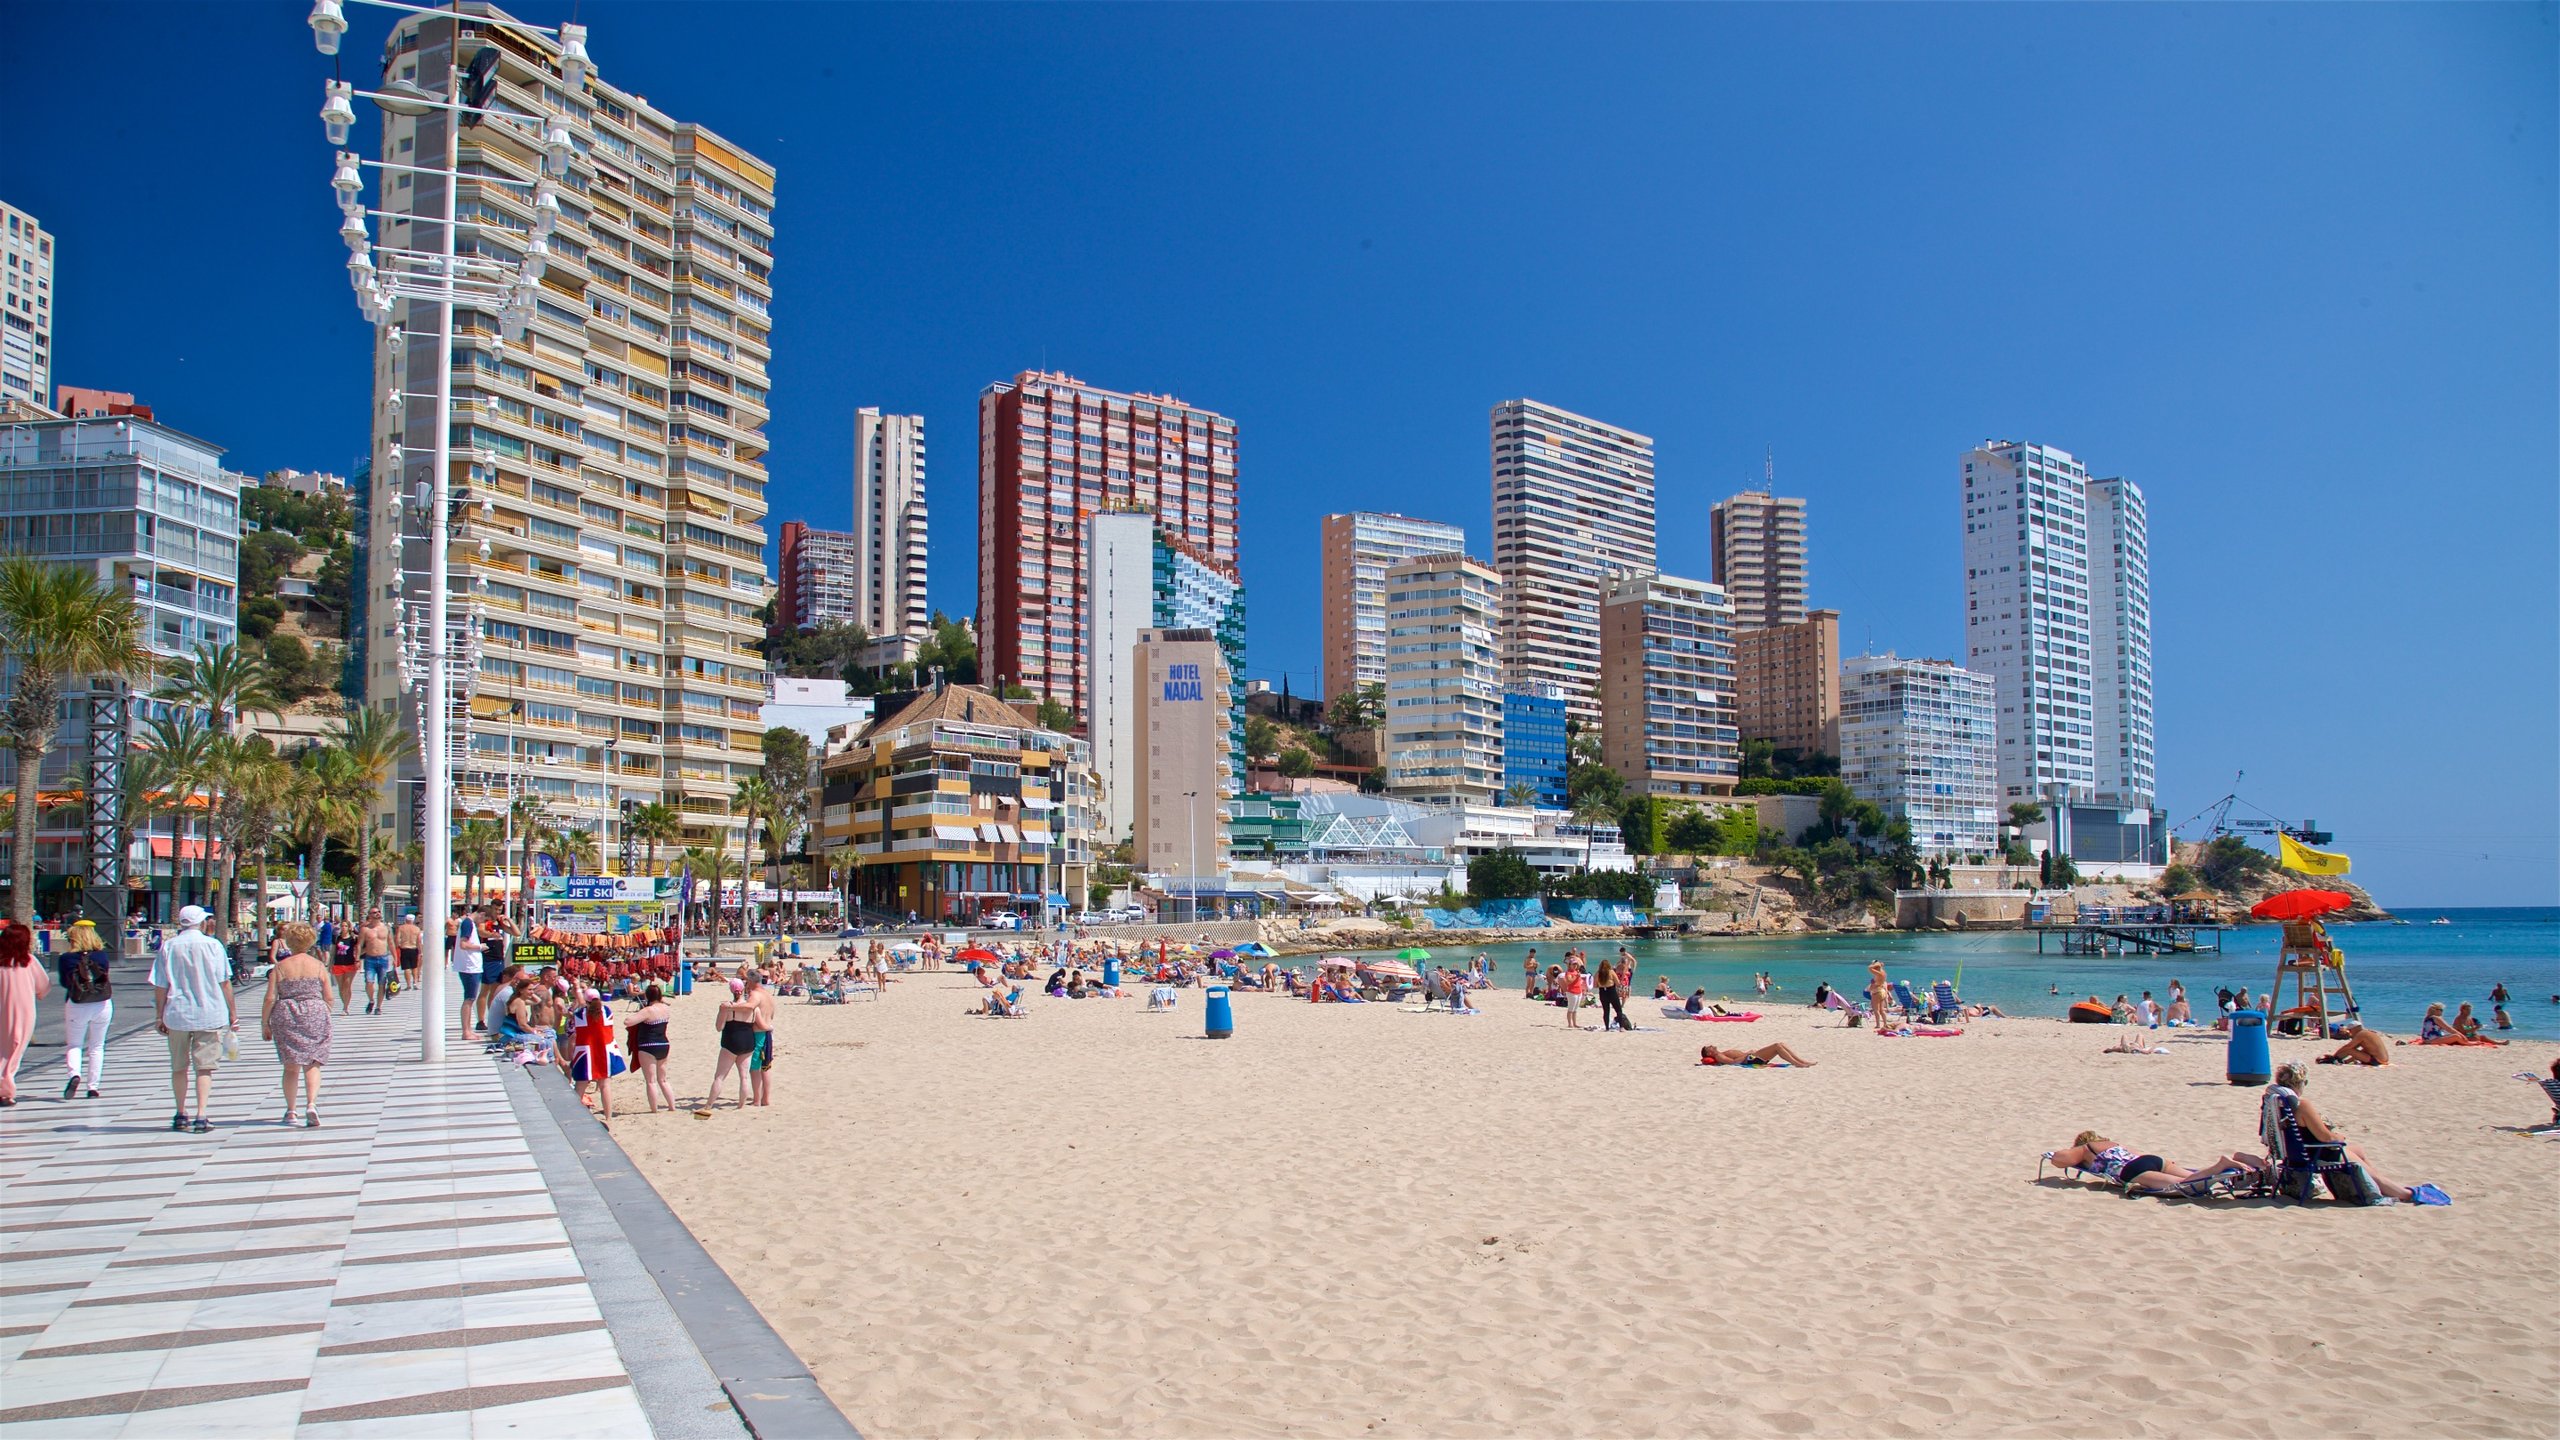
58,918 -> 113,1099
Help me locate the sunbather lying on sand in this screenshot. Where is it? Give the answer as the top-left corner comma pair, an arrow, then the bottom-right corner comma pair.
1699,1042 -> 1815,1068
2044,1132 -> 2263,1193
2321,1026 -> 2392,1065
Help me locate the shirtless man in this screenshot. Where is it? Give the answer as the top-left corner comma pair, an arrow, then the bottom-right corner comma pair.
745,968 -> 777,1108
393,912 -> 424,996
357,910 -> 393,1015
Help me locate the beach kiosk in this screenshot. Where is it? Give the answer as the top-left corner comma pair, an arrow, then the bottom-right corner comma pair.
2252,889 -> 2359,1036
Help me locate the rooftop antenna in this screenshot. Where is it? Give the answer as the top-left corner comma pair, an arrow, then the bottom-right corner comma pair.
1765,446 -> 1774,487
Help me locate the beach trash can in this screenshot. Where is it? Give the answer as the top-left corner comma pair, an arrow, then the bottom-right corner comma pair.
1102,957 -> 1121,990
2226,1010 -> 2271,1086
1203,984 -> 1233,1040
676,960 -> 694,997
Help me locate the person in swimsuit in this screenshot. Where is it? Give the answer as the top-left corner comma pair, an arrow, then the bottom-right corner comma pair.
2043,1131 -> 2258,1193
705,977 -> 756,1112
393,912 -> 422,994
2319,1024 -> 2393,1065
746,968 -> 776,1107
1698,1042 -> 1817,1068
1867,960 -> 1892,1029
356,910 -> 392,1015
627,983 -> 674,1112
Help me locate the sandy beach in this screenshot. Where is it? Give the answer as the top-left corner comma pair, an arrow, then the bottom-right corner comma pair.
605,969 -> 2558,1438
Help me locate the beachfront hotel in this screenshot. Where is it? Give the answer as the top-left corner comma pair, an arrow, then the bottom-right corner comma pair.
1318,511 -> 1467,702
1379,552 -> 1505,806
1597,572 -> 1740,797
1734,608 -> 1841,758
852,406 -> 929,666
1838,652 -> 2000,856
1490,398 -> 1656,729
356,6 -> 776,872
1959,443 -> 2155,816
816,682 -> 1090,922
1084,511 -> 1247,843
1132,626 -> 1236,917
1708,487 -> 1809,630
977,371 -> 1238,725
0,201 -> 52,410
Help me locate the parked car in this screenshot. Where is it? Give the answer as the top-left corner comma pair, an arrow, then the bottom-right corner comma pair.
980,911 -> 1025,931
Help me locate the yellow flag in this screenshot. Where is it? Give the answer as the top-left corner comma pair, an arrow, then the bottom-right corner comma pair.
2279,833 -> 2351,876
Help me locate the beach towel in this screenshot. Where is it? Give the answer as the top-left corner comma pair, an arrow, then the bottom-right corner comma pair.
1878,1026 -> 1962,1038
1660,1006 -> 1762,1022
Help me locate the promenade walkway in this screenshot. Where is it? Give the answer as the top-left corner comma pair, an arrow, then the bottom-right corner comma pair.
0,985 -> 846,1437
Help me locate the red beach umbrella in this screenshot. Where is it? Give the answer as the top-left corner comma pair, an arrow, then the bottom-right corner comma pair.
954,947 -> 1001,965
2248,889 -> 2353,922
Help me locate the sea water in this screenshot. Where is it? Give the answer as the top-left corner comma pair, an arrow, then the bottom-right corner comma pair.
1344,907 -> 2560,1042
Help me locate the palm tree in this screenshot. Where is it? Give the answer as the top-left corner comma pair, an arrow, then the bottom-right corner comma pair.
629,801 -> 681,875
680,843 -> 724,954
227,740 -> 295,962
289,747 -> 359,920
1503,780 -> 1538,809
134,712 -> 217,914
0,557 -> 154,924
455,819 -> 505,908
333,704 -> 415,922
731,777 -> 778,935
548,823 -> 600,877
508,793 -> 548,925
1569,793 -> 1619,872
161,640 -> 282,738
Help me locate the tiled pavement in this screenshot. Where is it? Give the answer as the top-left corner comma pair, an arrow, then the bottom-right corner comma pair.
0,997 -> 763,1437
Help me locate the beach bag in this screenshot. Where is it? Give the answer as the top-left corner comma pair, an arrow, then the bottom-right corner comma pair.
64,955 -> 112,1005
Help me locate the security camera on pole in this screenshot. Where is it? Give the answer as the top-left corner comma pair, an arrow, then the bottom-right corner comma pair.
306,0 -> 592,1062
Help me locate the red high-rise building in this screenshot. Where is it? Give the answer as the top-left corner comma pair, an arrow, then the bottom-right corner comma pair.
977,371 -> 1237,723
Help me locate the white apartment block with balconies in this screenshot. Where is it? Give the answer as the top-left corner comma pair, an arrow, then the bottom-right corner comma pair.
854,407 -> 928,645
1490,399 -> 1655,729
1380,553 -> 1504,806
1839,652 -> 1999,856
0,202 -> 53,409
2085,476 -> 2153,807
359,5 -> 776,868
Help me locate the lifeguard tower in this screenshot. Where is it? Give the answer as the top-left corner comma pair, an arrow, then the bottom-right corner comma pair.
2255,891 -> 2359,1036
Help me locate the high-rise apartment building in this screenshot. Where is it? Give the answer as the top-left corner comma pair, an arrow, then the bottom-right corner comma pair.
1085,513 -> 1247,842
1501,684 -> 1569,809
1598,574 -> 1739,798
360,8 -> 775,868
852,408 -> 928,649
1709,488 -> 1809,630
1734,608 -> 1841,758
1490,399 -> 1655,728
1133,626 -> 1234,915
775,521 -> 860,632
978,372 -> 1237,722
1319,511 -> 1466,702
1380,553 -> 1504,806
2085,477 -> 2154,806
1,202 -> 52,410
1961,442 -> 2153,809
1839,653 -> 1999,857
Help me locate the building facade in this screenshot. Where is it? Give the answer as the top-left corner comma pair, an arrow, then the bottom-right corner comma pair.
1838,652 -> 2000,856
1489,399 -> 1655,728
1,202 -> 51,410
775,521 -> 860,632
1154,534 -> 1246,802
1708,488 -> 1809,630
852,407 -> 928,646
55,388 -> 152,422
0,415 -> 243,918
1961,442 -> 2153,811
1318,511 -> 1466,702
816,684 -> 1085,923
1131,627 -> 1233,907
1598,573 -> 1739,798
359,8 -> 775,871
978,371 -> 1237,723
1733,608 -> 1840,757
1380,553 -> 1503,806
1081,511 -> 1153,843
2085,476 -> 2154,806
1500,685 -> 1568,809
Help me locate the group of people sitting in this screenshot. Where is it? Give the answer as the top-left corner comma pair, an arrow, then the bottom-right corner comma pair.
2044,1061 -> 2443,1205
2316,1000 -> 2514,1066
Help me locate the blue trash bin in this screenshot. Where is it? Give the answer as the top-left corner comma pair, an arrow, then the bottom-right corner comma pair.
2226,1009 -> 2271,1086
676,960 -> 695,997
1203,984 -> 1233,1040
1101,958 -> 1122,991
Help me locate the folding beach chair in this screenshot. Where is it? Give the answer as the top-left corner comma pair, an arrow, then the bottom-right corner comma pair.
2262,1087 -> 2384,1204
1891,980 -> 1927,1020
1928,981 -> 1965,1025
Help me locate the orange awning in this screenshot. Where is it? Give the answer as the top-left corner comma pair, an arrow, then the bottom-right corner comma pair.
147,837 -> 225,861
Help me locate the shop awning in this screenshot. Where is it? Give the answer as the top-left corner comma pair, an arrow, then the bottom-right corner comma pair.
147,836 -> 223,861
932,825 -> 977,843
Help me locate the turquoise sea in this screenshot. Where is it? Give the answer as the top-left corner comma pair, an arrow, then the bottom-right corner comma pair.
1351,907 -> 2560,1043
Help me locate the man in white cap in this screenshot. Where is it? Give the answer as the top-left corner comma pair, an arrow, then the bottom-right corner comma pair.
150,905 -> 234,1133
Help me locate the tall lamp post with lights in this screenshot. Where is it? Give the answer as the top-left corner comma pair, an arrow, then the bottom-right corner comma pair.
306,0 -> 590,1062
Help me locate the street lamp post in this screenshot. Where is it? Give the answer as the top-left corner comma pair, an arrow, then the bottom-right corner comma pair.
309,0 -> 591,1063
1181,789 -> 1199,925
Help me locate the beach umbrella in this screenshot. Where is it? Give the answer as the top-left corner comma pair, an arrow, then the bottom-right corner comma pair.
1319,956 -> 1360,969
954,947 -> 1000,965
2249,889 -> 2353,922
1362,959 -> 1418,979
1210,948 -> 1237,960
1234,941 -> 1275,957
1396,946 -> 1430,962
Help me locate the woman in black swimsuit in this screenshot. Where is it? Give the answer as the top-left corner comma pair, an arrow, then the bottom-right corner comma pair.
703,981 -> 756,1112
626,984 -> 674,1113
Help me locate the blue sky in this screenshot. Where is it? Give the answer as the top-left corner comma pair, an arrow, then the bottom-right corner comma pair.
5,3 -> 2553,906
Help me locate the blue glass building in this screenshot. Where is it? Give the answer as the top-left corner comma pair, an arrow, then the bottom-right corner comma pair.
1501,688 -> 1568,808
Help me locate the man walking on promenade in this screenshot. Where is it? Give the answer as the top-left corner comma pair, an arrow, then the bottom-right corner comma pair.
151,905 -> 234,1133
357,910 -> 392,1015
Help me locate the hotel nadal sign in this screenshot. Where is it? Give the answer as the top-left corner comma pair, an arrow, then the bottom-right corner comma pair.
1161,662 -> 1209,702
